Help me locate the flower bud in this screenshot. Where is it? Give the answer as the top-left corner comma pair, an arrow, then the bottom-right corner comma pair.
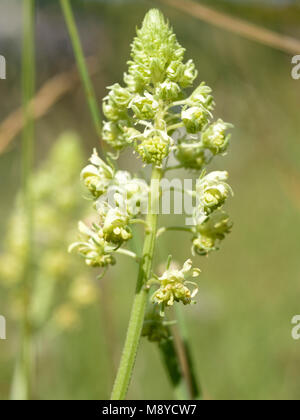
81,149 -> 114,198
166,61 -> 184,82
202,119 -> 232,155
103,98 -> 124,121
192,211 -> 232,255
107,83 -> 132,107
129,93 -> 159,120
175,139 -> 207,170
103,84 -> 132,121
149,57 -> 166,84
179,59 -> 198,88
182,106 -> 210,134
196,171 -> 232,216
102,208 -> 132,244
102,121 -> 135,150
156,80 -> 181,101
188,82 -> 214,111
137,132 -> 170,166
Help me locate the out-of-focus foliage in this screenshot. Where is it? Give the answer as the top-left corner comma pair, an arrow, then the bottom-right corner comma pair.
0,133 -> 98,332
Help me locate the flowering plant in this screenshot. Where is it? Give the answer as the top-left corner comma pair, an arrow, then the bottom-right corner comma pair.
70,9 -> 233,400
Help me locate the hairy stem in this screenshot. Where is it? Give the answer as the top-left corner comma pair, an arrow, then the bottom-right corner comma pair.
111,166 -> 162,400
60,0 -> 102,140
11,0 -> 36,401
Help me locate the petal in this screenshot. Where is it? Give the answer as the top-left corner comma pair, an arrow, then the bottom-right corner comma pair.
81,164 -> 99,179
90,149 -> 105,166
182,258 -> 192,274
78,221 -> 94,237
192,268 -> 201,278
191,287 -> 199,298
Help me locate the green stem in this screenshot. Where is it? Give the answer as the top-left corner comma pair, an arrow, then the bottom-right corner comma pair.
60,0 -> 102,140
167,122 -> 184,132
157,226 -> 193,238
111,166 -> 162,400
164,164 -> 184,172
11,0 -> 36,401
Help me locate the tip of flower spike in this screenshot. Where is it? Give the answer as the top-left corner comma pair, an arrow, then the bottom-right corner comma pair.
142,9 -> 167,30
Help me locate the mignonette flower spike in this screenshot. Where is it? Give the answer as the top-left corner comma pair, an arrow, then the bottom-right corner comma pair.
69,9 -> 235,398
71,7 -> 234,316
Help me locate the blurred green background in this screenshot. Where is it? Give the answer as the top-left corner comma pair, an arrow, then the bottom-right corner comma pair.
0,0 -> 300,400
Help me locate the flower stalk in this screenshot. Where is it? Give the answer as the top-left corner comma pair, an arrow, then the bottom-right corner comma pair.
111,165 -> 162,400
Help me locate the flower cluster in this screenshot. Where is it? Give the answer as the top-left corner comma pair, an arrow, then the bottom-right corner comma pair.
71,9 -> 234,320
187,170 -> 233,256
195,171 -> 233,220
69,221 -> 116,268
149,259 -> 200,316
70,149 -> 149,269
100,9 -> 201,167
192,210 -> 233,255
100,9 -> 232,175
81,149 -> 114,199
